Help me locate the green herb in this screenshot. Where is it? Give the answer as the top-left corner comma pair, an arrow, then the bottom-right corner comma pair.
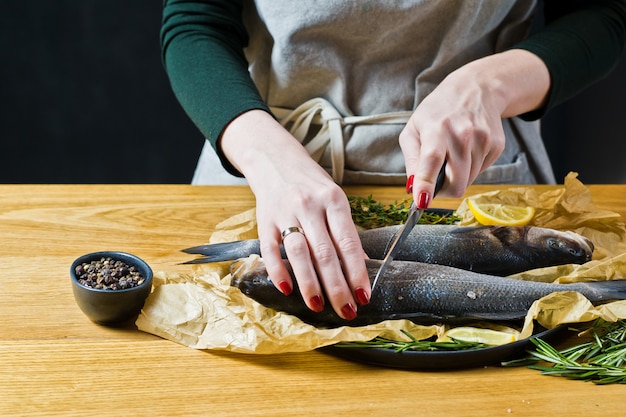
335,329 -> 488,352
348,195 -> 460,229
348,195 -> 410,228
504,320 -> 626,384
420,210 -> 460,225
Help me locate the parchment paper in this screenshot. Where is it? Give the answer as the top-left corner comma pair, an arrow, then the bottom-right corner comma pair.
136,173 -> 626,352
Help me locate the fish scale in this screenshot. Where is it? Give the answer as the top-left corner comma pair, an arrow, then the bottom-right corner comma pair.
230,258 -> 626,328
184,224 -> 594,276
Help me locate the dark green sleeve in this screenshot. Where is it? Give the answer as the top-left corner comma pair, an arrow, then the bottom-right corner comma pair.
514,0 -> 626,120
161,0 -> 269,176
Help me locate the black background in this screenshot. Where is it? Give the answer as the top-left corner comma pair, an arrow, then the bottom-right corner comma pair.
1,1 -> 625,184
1,0 -> 203,183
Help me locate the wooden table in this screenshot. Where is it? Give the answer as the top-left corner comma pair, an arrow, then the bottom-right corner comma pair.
1,184 -> 625,417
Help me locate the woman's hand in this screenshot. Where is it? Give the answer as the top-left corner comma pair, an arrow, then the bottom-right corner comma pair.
219,110 -> 371,320
400,49 -> 551,207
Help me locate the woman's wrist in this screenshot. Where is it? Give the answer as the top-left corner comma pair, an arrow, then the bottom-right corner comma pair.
220,110 -> 286,175
451,49 -> 551,118
219,109 -> 318,187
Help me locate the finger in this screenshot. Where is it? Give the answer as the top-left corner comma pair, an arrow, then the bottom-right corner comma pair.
443,130 -> 473,195
279,225 -> 325,313
400,124 -> 448,206
325,198 -> 370,307
449,111 -> 506,189
298,215 -> 358,321
257,222 -> 295,297
477,127 -> 505,179
444,121 -> 504,192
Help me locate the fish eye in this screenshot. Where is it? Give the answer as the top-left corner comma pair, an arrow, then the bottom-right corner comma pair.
547,238 -> 562,249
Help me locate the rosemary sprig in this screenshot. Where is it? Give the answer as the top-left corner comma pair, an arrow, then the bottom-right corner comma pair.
348,195 -> 460,228
335,329 -> 488,352
505,320 -> 626,384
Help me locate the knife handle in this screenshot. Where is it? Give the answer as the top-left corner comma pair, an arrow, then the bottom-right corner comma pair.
434,160 -> 447,197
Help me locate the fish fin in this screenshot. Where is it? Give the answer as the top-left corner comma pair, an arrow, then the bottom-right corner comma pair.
382,227 -> 402,256
467,312 -> 527,322
488,225 -> 526,246
386,312 -> 441,321
385,312 -> 525,325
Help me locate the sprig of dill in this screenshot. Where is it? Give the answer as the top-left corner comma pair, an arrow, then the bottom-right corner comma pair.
348,195 -> 460,228
504,320 -> 626,384
335,329 -> 487,352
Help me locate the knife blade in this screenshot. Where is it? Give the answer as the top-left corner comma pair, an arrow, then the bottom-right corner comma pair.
370,163 -> 446,293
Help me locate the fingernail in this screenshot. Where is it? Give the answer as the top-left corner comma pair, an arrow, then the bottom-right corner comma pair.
309,295 -> 324,312
278,280 -> 292,296
417,191 -> 430,209
405,175 -> 414,194
341,303 -> 357,321
355,287 -> 370,306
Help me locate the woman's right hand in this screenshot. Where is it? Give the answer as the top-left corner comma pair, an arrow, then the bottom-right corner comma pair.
400,49 -> 551,207
219,110 -> 371,320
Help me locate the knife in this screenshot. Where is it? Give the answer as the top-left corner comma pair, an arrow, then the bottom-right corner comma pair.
370,163 -> 446,292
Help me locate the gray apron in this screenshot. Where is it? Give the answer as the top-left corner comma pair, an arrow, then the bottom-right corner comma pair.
193,0 -> 555,186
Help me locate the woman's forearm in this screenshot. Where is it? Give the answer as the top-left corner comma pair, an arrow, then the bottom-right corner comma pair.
447,49 -> 551,120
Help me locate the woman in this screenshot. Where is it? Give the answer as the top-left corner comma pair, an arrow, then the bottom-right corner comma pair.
161,0 -> 625,321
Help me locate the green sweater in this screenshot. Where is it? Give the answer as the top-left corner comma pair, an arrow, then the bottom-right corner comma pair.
161,0 -> 626,161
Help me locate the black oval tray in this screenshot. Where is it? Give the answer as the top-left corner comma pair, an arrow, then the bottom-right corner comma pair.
319,325 -> 564,370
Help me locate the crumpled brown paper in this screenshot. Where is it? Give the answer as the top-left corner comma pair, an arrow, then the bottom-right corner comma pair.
137,257 -> 443,353
136,172 -> 626,352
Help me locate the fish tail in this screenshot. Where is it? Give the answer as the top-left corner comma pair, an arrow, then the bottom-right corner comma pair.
583,279 -> 626,302
182,240 -> 288,263
182,240 -> 263,263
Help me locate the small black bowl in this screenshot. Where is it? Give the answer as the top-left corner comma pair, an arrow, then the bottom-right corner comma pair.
70,251 -> 153,325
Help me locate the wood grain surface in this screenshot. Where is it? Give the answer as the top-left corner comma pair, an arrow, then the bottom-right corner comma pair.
1,184 -> 625,417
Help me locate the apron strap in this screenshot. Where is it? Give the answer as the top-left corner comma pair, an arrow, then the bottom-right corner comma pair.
272,98 -> 412,184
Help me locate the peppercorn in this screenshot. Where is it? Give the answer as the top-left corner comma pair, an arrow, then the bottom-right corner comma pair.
75,257 -> 145,290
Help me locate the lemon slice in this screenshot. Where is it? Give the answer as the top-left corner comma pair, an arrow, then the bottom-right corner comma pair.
441,326 -> 519,346
467,199 -> 535,226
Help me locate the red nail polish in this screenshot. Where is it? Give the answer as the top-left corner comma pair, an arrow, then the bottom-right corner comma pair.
341,303 -> 357,321
309,295 -> 324,312
355,288 -> 370,306
278,281 -> 292,296
405,175 -> 414,194
417,191 -> 430,210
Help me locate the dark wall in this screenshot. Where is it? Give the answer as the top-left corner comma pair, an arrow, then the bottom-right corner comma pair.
1,1 -> 625,184
542,53 -> 626,184
0,0 -> 203,183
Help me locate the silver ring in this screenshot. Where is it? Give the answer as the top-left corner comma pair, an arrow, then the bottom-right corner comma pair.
281,226 -> 305,241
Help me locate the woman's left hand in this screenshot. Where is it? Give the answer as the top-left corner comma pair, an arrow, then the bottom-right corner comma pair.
400,49 -> 551,207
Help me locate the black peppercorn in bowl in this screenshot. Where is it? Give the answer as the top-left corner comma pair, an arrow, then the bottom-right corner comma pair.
70,251 -> 153,325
